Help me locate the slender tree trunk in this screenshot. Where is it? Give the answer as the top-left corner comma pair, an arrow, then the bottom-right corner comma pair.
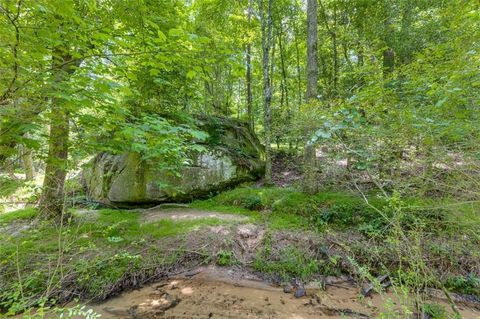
278,25 -> 289,109
20,144 -> 34,181
332,2 -> 338,95
246,0 -> 254,131
270,29 -> 276,91
306,0 -> 319,100
382,3 -> 395,78
39,48 -> 79,219
304,0 -> 320,193
278,25 -> 293,153
259,0 -> 274,185
293,26 -> 302,107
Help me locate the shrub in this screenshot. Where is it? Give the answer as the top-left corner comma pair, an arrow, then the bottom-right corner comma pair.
216,250 -> 235,266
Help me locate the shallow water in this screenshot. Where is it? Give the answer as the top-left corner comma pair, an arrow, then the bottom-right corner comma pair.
89,267 -> 480,319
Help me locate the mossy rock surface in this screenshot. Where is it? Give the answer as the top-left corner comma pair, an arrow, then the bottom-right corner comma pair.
83,116 -> 264,206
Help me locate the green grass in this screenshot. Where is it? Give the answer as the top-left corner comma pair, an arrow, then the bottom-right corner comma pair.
253,244 -> 342,281
141,218 -> 227,238
2,187 -> 479,314
0,207 -> 37,224
202,186 -> 294,210
71,209 -> 232,244
193,187 -> 384,231
0,208 -> 234,313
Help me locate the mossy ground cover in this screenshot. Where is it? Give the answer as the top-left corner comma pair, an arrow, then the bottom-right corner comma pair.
195,187 -> 480,295
0,208 -> 232,315
1,186 -> 479,316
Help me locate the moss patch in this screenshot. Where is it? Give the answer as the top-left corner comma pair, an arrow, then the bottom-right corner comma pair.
0,208 -> 37,224
0,208 -> 233,314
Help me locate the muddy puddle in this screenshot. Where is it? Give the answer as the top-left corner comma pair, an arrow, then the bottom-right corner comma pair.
89,266 -> 480,319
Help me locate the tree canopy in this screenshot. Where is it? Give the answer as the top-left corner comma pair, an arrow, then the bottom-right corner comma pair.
0,0 -> 479,210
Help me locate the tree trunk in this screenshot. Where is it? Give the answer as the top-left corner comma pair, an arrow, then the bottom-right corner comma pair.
382,3 -> 395,78
259,0 -> 274,185
40,102 -> 69,218
332,1 -> 338,96
20,144 -> 34,181
304,0 -> 320,193
246,0 -> 254,132
39,49 -> 79,219
293,18 -> 302,107
306,0 -> 319,101
278,25 -> 289,110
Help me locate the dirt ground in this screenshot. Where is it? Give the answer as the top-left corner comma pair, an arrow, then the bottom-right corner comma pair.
138,207 -> 249,223
90,266 -> 480,319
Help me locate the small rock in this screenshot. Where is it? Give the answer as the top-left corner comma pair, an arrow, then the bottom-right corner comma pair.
361,274 -> 389,297
422,312 -> 433,319
103,307 -> 129,317
294,288 -> 306,298
325,276 -> 346,285
129,292 -> 180,318
155,283 -> 168,290
382,280 -> 392,290
237,224 -> 257,238
305,281 -> 325,295
283,283 -> 294,293
183,268 -> 203,277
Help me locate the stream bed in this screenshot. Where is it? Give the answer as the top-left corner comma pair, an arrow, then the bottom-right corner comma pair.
88,266 -> 480,319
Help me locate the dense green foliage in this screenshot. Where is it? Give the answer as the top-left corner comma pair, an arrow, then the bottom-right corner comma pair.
1,0 -> 480,317
1,0 -> 479,195
1,188 -> 478,316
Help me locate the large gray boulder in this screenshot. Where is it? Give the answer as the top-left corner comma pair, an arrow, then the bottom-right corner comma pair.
82,116 -> 264,206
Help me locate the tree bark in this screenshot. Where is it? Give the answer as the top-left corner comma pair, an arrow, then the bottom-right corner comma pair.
259,0 -> 274,185
278,25 -> 289,110
246,0 -> 254,132
304,0 -> 320,193
38,49 -> 79,219
293,15 -> 302,108
332,1 -> 338,95
20,144 -> 34,181
306,0 -> 319,101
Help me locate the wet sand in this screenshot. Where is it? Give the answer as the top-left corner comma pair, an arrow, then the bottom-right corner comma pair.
90,267 -> 480,319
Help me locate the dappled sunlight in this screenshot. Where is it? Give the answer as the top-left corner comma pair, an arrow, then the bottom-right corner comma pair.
180,286 -> 194,295
1,0 -> 479,317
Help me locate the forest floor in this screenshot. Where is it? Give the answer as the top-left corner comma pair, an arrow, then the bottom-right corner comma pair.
1,190 -> 480,318
1,154 -> 480,318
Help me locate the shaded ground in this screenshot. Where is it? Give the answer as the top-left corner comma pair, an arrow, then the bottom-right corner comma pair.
73,207 -> 249,224
2,193 -> 479,318
137,207 -> 249,223
91,266 -> 480,319
270,152 -> 303,187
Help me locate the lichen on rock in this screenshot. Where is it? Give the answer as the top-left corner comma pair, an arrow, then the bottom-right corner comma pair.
82,116 -> 264,206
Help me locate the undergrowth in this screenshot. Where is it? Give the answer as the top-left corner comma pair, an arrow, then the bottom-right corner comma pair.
1,187 -> 479,317
0,209 -> 227,315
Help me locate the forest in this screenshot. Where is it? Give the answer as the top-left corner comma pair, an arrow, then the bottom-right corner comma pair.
0,0 -> 479,318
